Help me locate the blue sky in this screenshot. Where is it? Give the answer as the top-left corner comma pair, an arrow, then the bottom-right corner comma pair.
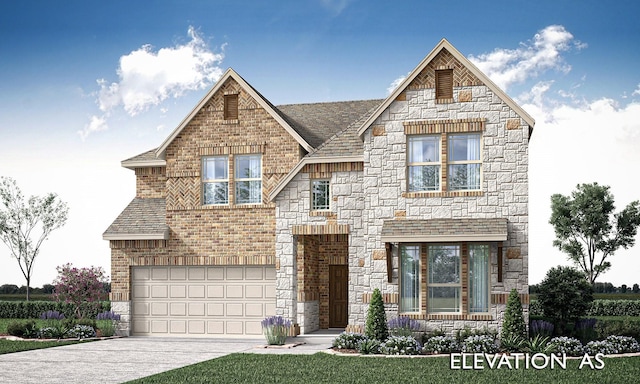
1,0 -> 639,287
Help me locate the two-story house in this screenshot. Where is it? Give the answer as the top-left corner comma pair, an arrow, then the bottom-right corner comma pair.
104,39 -> 533,337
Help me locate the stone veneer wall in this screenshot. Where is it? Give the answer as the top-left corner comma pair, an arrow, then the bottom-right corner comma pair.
275,83 -> 529,334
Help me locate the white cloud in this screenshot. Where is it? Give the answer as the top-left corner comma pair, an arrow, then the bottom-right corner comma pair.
320,0 -> 352,15
386,72 -> 410,94
84,26 -> 225,139
633,83 -> 640,96
78,115 -> 108,140
468,25 -> 584,91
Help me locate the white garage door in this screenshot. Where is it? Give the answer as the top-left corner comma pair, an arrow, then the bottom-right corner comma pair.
131,266 -> 276,337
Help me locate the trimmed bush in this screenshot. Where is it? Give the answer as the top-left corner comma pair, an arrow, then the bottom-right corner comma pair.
461,335 -> 499,353
423,335 -> 460,354
605,335 -> 640,354
549,336 -> 584,356
588,300 -> 640,317
595,317 -> 640,340
332,332 -> 366,350
380,335 -> 421,355
584,340 -> 616,355
501,289 -> 526,341
67,324 -> 96,339
6,320 -> 39,338
365,288 -> 388,341
0,300 -> 110,319
538,266 -> 593,335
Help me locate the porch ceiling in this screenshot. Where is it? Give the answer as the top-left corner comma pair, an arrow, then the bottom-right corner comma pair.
380,218 -> 507,243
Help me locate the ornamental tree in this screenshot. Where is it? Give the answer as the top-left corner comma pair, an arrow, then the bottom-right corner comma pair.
365,288 -> 388,341
501,288 -> 527,342
53,263 -> 108,319
0,177 -> 69,301
549,182 -> 640,285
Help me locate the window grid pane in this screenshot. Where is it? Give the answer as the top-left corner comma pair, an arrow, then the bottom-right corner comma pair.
312,180 -> 330,210
202,156 -> 228,205
235,155 -> 262,204
447,133 -> 481,191
427,245 -> 461,313
400,245 -> 420,313
468,244 -> 489,313
407,135 -> 440,192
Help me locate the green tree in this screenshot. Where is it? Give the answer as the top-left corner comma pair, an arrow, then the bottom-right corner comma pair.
538,266 -> 593,335
633,283 -> 640,294
365,288 -> 388,341
501,289 -> 527,341
549,182 -> 640,285
0,177 -> 69,301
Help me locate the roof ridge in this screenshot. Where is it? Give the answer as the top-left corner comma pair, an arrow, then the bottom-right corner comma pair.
276,99 -> 384,108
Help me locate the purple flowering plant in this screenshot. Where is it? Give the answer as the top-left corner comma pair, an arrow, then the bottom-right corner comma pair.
388,316 -> 420,337
96,311 -> 121,337
261,315 -> 291,345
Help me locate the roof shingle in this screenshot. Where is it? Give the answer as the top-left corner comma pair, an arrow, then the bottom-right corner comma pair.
103,198 -> 168,240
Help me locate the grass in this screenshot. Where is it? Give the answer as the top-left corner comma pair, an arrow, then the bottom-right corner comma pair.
0,339 -> 85,354
126,353 -> 640,384
0,294 -> 53,301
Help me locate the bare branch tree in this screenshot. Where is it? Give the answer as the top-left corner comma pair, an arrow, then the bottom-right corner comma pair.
0,177 -> 69,300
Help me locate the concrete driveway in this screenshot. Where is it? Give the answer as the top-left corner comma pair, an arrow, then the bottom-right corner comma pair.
0,333 -> 335,384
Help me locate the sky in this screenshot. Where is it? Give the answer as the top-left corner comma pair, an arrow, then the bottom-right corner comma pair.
0,0 -> 639,288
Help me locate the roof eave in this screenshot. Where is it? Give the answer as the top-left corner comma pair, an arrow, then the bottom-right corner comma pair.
155,68 -> 314,159
380,233 -> 507,243
356,38 -> 535,137
102,230 -> 169,241
121,159 -> 167,170
268,155 -> 363,201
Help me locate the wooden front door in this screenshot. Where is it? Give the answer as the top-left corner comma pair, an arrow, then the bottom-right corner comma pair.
329,265 -> 348,328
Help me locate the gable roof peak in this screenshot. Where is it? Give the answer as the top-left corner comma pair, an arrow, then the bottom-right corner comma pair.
154,68 -> 314,159
356,38 -> 535,136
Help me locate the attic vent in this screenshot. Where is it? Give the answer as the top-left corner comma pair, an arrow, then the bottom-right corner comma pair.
224,94 -> 239,120
435,69 -> 453,100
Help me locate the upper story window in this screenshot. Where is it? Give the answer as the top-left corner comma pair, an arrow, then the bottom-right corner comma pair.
448,133 -> 481,190
407,135 -> 440,192
235,154 -> 262,204
224,94 -> 238,120
311,179 -> 330,211
435,69 -> 453,100
202,156 -> 229,205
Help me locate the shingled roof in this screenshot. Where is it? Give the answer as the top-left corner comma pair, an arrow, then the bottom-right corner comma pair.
102,198 -> 168,240
380,218 -> 508,242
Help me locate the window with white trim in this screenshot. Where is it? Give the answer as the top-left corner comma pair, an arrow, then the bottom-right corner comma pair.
202,156 -> 229,205
400,245 -> 420,313
407,135 -> 440,192
427,244 -> 461,313
235,154 -> 262,204
311,179 -> 330,211
448,133 -> 481,190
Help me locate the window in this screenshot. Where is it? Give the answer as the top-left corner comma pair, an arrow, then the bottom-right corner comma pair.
235,154 -> 262,204
427,245 -> 460,313
400,245 -> 420,313
435,69 -> 453,100
407,135 -> 440,192
468,244 -> 489,313
448,133 -> 481,190
224,94 -> 238,120
202,156 -> 228,205
311,179 -> 330,211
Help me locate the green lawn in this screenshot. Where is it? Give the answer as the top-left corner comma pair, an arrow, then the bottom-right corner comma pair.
0,339 -> 85,354
126,353 -> 640,384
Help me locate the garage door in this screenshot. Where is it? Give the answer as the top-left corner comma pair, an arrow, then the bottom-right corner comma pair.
131,266 -> 276,337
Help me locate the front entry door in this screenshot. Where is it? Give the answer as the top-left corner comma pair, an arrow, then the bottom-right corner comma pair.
329,265 -> 348,328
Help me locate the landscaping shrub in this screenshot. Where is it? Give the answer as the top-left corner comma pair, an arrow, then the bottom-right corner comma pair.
588,300 -> 640,317
0,300 -> 109,319
500,334 -> 526,352
595,317 -> 640,340
260,316 -> 290,345
454,326 -> 497,343
538,266 -> 593,335
332,332 -> 366,350
605,335 -> 640,354
524,335 -> 553,354
357,338 -> 381,354
422,335 -> 460,354
530,319 -> 554,338
96,310 -> 121,337
461,335 -> 499,353
548,336 -> 584,356
574,318 -> 598,342
584,340 -> 616,355
67,324 -> 96,339
365,288 -> 388,341
380,335 -> 421,355
6,320 -> 38,338
387,316 -> 420,337
529,300 -> 542,316
501,288 -> 526,342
